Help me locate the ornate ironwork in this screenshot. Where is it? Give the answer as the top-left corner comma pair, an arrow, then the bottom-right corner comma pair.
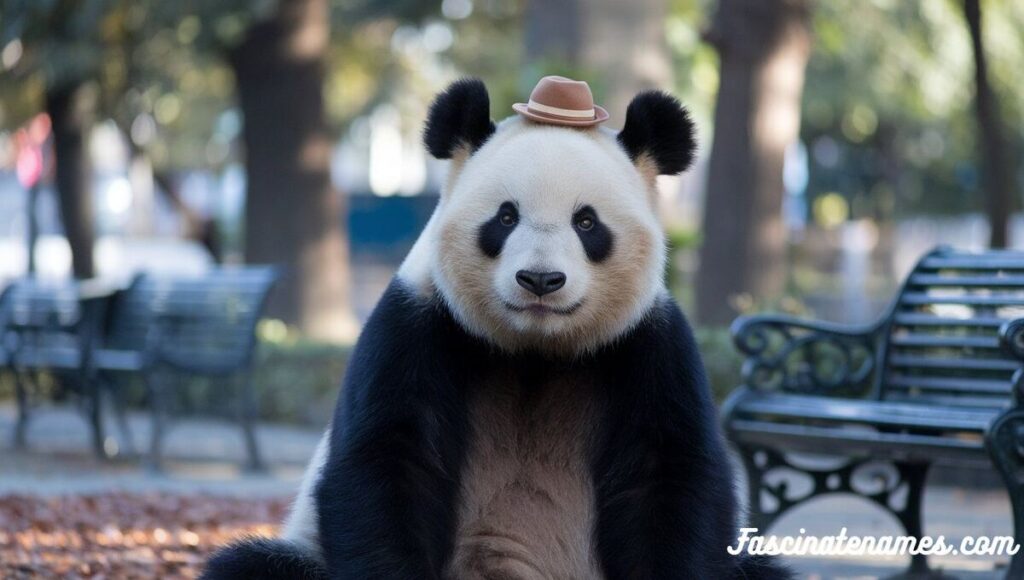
731,317 -> 878,396
740,446 -> 932,576
987,409 -> 1024,580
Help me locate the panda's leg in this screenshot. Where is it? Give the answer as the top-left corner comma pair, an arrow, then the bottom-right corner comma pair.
201,432 -> 331,580
593,299 -> 791,579
313,280 -> 475,579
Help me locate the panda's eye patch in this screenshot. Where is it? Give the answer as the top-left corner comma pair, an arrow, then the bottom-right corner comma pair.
572,205 -> 613,262
478,201 -> 519,258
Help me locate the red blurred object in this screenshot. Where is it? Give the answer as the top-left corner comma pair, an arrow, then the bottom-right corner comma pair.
15,113 -> 51,188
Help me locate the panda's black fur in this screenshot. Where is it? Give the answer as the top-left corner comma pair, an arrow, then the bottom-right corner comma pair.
423,78 -> 497,159
617,90 -> 697,175
203,79 -> 790,580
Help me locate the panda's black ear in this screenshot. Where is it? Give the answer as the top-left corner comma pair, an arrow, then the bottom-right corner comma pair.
617,91 -> 697,175
423,78 -> 496,159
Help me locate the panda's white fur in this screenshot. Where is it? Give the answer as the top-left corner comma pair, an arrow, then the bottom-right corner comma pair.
280,430 -> 329,558
402,117 -> 666,356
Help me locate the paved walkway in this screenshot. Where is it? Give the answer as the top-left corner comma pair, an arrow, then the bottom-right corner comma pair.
0,403 -> 1013,578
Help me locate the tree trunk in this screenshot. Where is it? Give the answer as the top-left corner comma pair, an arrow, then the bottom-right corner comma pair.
230,0 -> 354,341
46,82 -> 96,279
696,0 -> 810,325
524,0 -> 582,67
963,0 -> 1014,248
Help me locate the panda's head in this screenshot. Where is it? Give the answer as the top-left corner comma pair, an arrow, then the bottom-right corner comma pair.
405,78 -> 696,356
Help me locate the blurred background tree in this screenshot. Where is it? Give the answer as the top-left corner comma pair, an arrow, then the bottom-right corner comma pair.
696,0 -> 811,325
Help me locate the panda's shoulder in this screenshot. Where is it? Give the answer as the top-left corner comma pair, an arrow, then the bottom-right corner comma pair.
623,294 -> 699,353
351,277 -> 468,364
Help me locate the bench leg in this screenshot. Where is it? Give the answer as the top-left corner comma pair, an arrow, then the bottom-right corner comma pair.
886,462 -> 944,580
987,408 -> 1024,580
739,444 -> 783,531
238,373 -> 264,472
12,371 -> 30,449
103,375 -> 136,457
144,371 -> 168,473
85,376 -> 108,459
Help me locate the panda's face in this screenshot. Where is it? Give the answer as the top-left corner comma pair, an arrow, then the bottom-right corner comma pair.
411,79 -> 696,356
431,122 -> 665,355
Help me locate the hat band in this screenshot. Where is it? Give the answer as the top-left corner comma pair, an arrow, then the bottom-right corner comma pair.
527,99 -> 595,119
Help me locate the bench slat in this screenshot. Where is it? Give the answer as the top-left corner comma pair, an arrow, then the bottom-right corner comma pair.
886,375 -> 1010,394
889,334 -> 1001,349
882,392 -> 1010,409
909,274 -> 1024,287
901,292 -> 1024,307
732,393 -> 994,431
729,420 -> 987,463
888,354 -> 1019,372
892,313 -> 1006,327
921,255 -> 1024,270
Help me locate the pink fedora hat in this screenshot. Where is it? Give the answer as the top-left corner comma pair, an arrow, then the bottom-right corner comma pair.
512,76 -> 609,127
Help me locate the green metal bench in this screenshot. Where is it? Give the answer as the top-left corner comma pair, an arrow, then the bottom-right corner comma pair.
98,267 -> 279,471
4,278 -> 113,454
723,246 -> 1024,578
5,266 -> 278,471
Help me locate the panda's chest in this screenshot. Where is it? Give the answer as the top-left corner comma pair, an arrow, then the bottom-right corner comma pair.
449,371 -> 605,580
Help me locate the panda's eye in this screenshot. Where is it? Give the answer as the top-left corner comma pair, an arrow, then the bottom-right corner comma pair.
575,215 -> 595,231
498,202 -> 518,227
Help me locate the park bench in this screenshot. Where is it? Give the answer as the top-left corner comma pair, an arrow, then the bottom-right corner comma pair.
3,278 -> 112,454
4,266 -> 279,471
722,246 -> 1024,578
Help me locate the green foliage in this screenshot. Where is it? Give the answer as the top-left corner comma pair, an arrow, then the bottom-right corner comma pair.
800,1 -> 1024,219
252,338 -> 349,425
164,322 -> 351,424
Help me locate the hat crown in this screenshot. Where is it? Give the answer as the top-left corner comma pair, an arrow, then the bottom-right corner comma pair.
512,75 -> 609,127
529,76 -> 595,112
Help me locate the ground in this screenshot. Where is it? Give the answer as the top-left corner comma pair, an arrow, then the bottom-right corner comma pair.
1,493 -> 287,579
0,403 -> 1014,579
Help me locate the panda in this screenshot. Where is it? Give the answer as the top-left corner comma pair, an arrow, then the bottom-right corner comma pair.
203,78 -> 790,580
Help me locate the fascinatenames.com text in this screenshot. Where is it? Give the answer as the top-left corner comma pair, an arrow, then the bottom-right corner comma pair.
728,527 -> 1019,557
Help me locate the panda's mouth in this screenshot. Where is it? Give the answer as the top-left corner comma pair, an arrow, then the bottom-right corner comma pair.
502,299 -> 584,316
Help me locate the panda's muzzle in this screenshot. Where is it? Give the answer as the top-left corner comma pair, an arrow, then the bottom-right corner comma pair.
502,297 -> 583,317
515,270 -> 566,297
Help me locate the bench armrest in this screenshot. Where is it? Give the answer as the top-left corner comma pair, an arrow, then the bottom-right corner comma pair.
730,314 -> 881,396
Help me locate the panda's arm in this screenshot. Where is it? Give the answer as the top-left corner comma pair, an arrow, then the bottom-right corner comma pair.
315,280 -> 471,580
593,298 -> 738,579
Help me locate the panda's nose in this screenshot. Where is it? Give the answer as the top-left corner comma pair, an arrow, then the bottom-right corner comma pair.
516,270 -> 566,297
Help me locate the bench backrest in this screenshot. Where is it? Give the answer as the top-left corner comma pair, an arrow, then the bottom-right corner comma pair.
104,266 -> 278,372
2,279 -> 83,357
4,279 -> 80,329
880,247 -> 1024,409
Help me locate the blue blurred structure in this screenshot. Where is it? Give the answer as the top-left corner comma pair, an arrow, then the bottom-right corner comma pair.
348,193 -> 438,264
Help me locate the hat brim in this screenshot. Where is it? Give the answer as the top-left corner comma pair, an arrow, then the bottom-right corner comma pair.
512,103 -> 609,127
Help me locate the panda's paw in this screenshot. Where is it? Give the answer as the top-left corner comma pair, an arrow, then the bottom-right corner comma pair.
200,537 -> 326,580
